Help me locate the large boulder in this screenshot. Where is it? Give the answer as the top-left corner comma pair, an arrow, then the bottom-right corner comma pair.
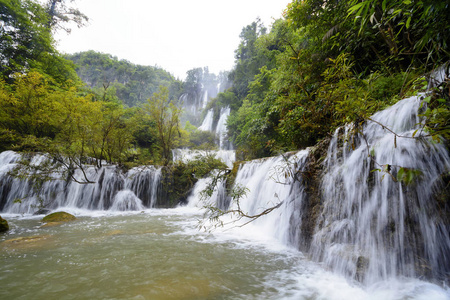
42,211 -> 76,223
0,216 -> 9,232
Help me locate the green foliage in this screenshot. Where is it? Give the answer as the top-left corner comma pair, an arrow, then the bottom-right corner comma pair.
419,74 -> 450,142
223,0 -> 449,160
67,51 -> 182,107
45,0 -> 89,33
144,86 -> 183,165
161,154 -> 228,206
0,70 -> 140,173
0,0 -> 79,85
188,130 -> 217,150
347,0 -> 450,71
228,18 -> 271,100
0,0 -> 52,80
396,167 -> 423,185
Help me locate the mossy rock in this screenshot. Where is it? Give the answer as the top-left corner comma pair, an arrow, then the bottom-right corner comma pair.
42,212 -> 76,223
0,216 -> 9,232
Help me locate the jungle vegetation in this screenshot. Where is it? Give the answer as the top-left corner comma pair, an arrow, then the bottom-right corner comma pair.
0,0 -> 449,170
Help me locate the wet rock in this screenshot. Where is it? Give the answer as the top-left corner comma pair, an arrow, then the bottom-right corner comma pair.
0,216 -> 9,232
2,235 -> 53,251
356,256 -> 369,282
33,208 -> 52,215
42,211 -> 76,223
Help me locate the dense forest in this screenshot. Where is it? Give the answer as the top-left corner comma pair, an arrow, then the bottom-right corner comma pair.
0,0 -> 449,169
66,51 -> 181,107
221,1 -> 450,159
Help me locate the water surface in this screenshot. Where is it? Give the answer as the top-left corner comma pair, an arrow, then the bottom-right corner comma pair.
1,208 -> 448,300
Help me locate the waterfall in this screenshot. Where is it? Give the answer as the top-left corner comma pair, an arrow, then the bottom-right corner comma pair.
202,90 -> 208,108
1,79 -> 449,289
311,95 -> 450,284
196,106 -> 232,150
216,106 -> 231,150
230,151 -> 309,246
0,153 -> 161,213
187,94 -> 450,285
198,109 -> 214,132
189,150 -> 309,247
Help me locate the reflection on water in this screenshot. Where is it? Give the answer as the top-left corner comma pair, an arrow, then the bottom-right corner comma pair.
1,209 -> 449,300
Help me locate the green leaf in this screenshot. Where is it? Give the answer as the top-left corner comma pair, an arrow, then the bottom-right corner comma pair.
406,16 -> 411,29
369,12 -> 376,24
390,9 -> 403,16
348,2 -> 365,15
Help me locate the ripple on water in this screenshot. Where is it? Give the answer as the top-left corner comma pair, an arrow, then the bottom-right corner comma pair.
0,212 -> 449,300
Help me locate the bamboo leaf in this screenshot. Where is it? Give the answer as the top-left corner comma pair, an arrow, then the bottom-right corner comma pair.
406,16 -> 411,29
368,12 -> 374,24
348,2 -> 365,15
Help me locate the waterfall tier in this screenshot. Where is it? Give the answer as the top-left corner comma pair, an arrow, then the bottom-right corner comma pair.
0,153 -> 161,214
0,90 -> 449,287
188,95 -> 450,285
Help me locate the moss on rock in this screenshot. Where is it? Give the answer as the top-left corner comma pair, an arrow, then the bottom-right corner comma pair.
0,216 -> 9,232
42,211 -> 76,223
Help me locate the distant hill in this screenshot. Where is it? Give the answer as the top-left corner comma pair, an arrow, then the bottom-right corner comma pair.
66,51 -> 183,107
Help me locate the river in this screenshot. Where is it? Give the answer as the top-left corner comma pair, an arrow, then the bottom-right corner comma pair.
1,208 -> 448,300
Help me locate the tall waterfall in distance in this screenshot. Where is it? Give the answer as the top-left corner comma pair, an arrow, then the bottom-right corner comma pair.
202,90 -> 208,109
198,109 -> 214,132
216,106 -> 231,150
196,105 -> 233,151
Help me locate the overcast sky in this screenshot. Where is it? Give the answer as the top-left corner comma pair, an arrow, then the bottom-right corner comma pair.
54,0 -> 292,80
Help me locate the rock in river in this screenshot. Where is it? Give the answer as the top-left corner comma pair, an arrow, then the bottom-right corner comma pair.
42,211 -> 77,223
0,216 -> 9,232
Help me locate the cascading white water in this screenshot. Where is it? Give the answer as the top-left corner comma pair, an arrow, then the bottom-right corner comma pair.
189,150 -> 309,246
186,92 -> 449,287
198,109 -> 214,132
229,150 -> 309,246
109,190 -> 145,211
216,106 -> 231,150
0,153 -> 161,213
1,76 -> 449,296
311,95 -> 450,284
202,90 -> 208,108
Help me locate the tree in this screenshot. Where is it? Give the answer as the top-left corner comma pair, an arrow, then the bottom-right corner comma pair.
45,0 -> 88,33
347,0 -> 450,71
67,51 -> 181,107
145,86 -> 183,165
228,18 -> 269,99
0,0 -> 53,80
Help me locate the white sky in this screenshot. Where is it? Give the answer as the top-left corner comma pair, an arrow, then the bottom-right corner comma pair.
55,0 -> 292,80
